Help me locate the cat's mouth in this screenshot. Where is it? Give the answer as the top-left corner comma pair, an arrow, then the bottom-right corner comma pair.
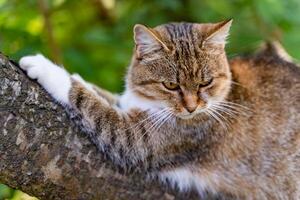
178,114 -> 197,119
176,107 -> 207,119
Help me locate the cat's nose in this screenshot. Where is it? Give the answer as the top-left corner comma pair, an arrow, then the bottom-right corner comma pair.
183,94 -> 198,113
185,105 -> 197,113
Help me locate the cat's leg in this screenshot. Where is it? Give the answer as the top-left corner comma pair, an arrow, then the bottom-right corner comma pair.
91,85 -> 119,105
19,54 -> 192,173
19,54 -> 139,165
19,54 -> 115,106
71,74 -> 119,105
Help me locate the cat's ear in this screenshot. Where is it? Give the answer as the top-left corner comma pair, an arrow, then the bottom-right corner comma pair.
202,19 -> 233,47
134,24 -> 169,58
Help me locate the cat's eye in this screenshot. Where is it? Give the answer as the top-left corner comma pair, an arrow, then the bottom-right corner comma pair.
199,78 -> 213,87
162,82 -> 180,90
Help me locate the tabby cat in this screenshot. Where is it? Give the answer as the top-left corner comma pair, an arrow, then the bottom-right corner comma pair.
19,20 -> 300,199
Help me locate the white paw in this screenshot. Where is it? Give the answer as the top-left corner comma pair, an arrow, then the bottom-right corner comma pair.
19,54 -> 71,104
20,54 -> 50,80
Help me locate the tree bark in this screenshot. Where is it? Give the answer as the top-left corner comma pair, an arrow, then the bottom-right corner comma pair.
0,53 -> 200,200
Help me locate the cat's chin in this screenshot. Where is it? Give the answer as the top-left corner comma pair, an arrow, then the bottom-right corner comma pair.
178,114 -> 197,120
177,109 -> 206,120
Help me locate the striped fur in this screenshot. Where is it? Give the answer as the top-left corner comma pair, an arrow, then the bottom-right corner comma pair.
20,21 -> 300,199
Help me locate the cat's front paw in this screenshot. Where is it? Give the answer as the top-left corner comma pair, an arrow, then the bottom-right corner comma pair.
20,54 -> 50,80
19,54 -> 72,104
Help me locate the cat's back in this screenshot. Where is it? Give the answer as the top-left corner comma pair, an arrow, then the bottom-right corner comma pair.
229,42 -> 300,111
229,42 -> 300,140
217,43 -> 300,198
228,42 -> 300,162
229,45 -> 300,140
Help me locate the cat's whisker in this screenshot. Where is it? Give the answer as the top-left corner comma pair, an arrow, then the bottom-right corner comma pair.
149,110 -> 173,135
217,105 -> 244,115
126,108 -> 171,154
209,108 -> 231,130
218,101 -> 252,111
210,108 -> 236,120
214,106 -> 238,117
129,111 -> 167,140
137,109 -> 168,133
210,104 -> 239,117
145,109 -> 172,135
215,102 -> 252,117
160,112 -> 174,131
152,111 -> 174,146
230,81 -> 246,89
216,101 -> 254,118
124,108 -> 168,132
126,111 -> 169,154
141,109 -> 173,142
211,107 -> 233,128
206,108 -> 228,131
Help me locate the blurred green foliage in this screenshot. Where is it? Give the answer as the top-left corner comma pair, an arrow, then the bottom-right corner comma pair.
0,0 -> 300,199
0,184 -> 37,200
1,0 -> 300,92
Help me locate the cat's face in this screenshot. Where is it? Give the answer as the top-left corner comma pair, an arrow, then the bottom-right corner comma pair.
127,20 -> 232,119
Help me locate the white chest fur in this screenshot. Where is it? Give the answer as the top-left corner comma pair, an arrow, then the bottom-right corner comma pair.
119,89 -> 165,111
159,168 -> 217,197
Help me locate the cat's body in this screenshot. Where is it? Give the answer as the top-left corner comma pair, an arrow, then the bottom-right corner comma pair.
19,21 -> 300,199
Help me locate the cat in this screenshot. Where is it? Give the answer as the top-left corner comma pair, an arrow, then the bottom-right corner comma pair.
19,20 -> 300,199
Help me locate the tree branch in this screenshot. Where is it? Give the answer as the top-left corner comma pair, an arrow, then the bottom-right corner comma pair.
0,53 -> 199,200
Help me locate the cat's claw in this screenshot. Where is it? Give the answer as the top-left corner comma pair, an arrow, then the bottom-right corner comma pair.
19,54 -> 72,104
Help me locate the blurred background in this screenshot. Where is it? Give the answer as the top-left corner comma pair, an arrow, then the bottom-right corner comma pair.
0,0 -> 300,199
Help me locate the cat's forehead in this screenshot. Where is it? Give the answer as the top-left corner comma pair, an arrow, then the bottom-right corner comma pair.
155,23 -> 210,72
154,23 -> 200,45
154,23 -> 210,64
160,23 -> 195,38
